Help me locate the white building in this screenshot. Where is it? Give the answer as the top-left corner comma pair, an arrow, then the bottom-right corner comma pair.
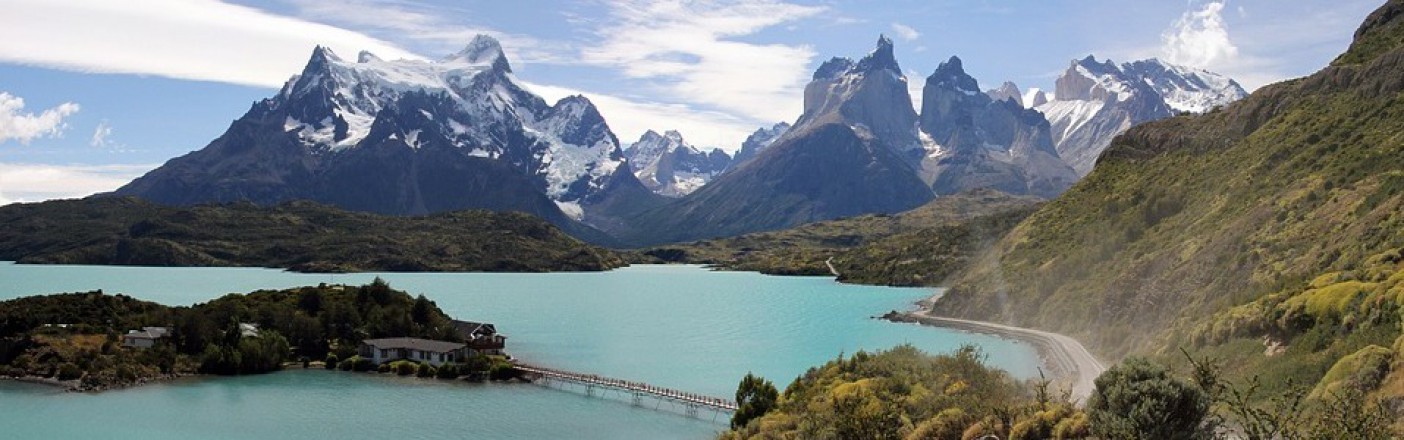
359,338 -> 467,366
122,327 -> 169,349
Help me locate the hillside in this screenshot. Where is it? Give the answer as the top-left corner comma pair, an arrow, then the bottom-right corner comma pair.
636,190 -> 1039,286
930,0 -> 1404,397
0,197 -> 624,272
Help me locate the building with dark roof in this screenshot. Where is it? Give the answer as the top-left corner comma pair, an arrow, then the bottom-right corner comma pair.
452,320 -> 507,356
359,338 -> 467,366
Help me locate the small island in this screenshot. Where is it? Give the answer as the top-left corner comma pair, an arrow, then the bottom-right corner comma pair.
0,279 -> 513,391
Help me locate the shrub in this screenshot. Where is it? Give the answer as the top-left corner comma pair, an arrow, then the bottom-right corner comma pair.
488,360 -> 516,381
351,356 -> 375,372
56,363 -> 83,381
324,354 -> 338,370
731,373 -> 778,429
416,363 -> 435,378
337,357 -> 354,371
377,363 -> 391,373
1088,357 -> 1210,440
395,361 -> 415,376
435,363 -> 458,379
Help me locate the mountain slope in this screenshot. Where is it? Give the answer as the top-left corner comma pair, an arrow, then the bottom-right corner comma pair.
624,130 -> 732,197
112,35 -> 644,245
0,197 -> 624,272
606,37 -> 934,245
933,1 -> 1404,366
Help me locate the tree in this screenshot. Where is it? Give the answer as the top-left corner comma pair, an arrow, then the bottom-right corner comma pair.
297,289 -> 323,315
731,372 -> 779,429
411,294 -> 432,326
1088,357 -> 1210,440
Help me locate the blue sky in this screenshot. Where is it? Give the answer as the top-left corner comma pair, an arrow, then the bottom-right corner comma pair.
0,0 -> 1383,204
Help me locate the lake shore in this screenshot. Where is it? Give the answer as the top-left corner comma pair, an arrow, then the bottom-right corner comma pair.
882,310 -> 1106,402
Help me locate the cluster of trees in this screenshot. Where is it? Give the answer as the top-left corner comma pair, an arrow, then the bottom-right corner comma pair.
0,279 -> 461,388
721,346 -> 1400,440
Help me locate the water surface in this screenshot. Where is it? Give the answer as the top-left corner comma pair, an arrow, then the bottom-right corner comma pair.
0,263 -> 1039,439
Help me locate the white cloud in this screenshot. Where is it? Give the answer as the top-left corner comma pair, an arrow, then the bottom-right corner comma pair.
581,0 -> 824,123
0,162 -> 156,205
1161,1 -> 1239,69
0,0 -> 422,88
891,23 -> 921,41
524,81 -> 761,150
282,0 -> 572,65
0,92 -> 80,145
89,120 -> 113,148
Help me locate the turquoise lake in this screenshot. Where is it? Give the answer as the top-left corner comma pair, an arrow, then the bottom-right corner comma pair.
0,262 -> 1040,439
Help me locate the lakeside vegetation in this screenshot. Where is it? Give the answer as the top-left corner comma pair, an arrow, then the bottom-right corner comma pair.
632,190 -> 1039,286
0,280 -> 472,390
720,345 -> 1399,439
0,197 -> 625,273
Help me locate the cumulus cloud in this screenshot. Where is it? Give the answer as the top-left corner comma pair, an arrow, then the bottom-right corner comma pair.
891,23 -> 921,41
1161,1 -> 1239,69
581,0 -> 824,123
0,0 -> 421,88
0,92 -> 80,145
90,120 -> 113,148
0,162 -> 155,205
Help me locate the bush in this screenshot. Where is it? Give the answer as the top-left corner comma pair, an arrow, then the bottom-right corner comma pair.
1088,357 -> 1210,440
395,361 -> 415,376
337,357 -> 354,371
488,360 -> 516,381
324,354 -> 338,370
731,373 -> 778,429
351,356 -> 375,372
435,363 -> 458,379
416,363 -> 435,378
56,363 -> 83,381
377,363 -> 391,373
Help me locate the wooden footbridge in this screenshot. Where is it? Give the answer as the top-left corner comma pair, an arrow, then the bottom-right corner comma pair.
513,363 -> 738,420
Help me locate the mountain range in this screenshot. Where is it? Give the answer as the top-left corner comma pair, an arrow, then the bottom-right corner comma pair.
110,33 -> 1246,247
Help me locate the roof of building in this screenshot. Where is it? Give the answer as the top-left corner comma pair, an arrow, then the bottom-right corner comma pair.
451,320 -> 498,339
124,327 -> 169,340
362,337 -> 466,353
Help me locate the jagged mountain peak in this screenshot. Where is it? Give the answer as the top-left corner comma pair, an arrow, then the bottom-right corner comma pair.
986,81 -> 1023,106
856,34 -> 900,73
814,57 -> 856,80
445,34 -> 511,72
926,56 -> 980,95
625,129 -> 730,198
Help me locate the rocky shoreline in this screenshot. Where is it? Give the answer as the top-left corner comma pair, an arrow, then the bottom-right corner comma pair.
1,372 -> 196,393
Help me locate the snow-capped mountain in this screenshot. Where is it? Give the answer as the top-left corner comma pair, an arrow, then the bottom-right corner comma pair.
625,130 -> 732,197
728,122 -> 790,169
1030,56 -> 1246,175
919,57 -> 1077,198
1121,58 -> 1247,114
115,35 -> 648,243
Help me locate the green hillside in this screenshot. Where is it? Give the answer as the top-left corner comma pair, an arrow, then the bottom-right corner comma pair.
633,190 -> 1039,285
0,197 -> 625,272
929,0 -> 1404,409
